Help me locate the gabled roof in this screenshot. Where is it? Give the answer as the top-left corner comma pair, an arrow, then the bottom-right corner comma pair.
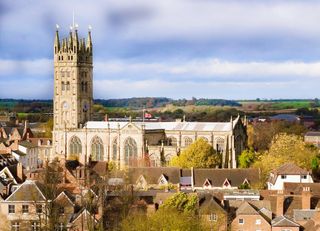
54,191 -> 75,207
19,140 -> 37,148
236,201 -> 259,215
272,163 -> 309,175
272,215 -> 300,227
70,208 -> 98,224
5,180 -> 46,202
193,168 -> 260,188
198,194 -> 226,215
128,167 -> 180,185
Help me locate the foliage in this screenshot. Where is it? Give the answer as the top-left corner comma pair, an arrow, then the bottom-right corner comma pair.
120,208 -> 203,231
253,133 -> 318,187
238,148 -> 257,168
160,192 -> 198,213
239,182 -> 251,189
249,121 -> 307,151
170,138 -> 221,168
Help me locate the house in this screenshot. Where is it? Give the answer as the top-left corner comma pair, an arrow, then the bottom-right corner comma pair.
69,208 -> 99,231
27,138 -> 53,164
230,201 -> 271,231
0,180 -> 47,230
304,131 -> 320,148
12,141 -> 39,171
267,163 -> 313,190
199,194 -> 228,231
271,215 -> 300,231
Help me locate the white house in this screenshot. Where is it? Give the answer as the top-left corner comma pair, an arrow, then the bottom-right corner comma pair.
11,141 -> 39,171
267,163 -> 313,190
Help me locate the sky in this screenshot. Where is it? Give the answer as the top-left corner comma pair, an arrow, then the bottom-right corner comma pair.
1,0 -> 320,100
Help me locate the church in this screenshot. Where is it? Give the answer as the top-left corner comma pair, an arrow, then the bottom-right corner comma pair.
52,27 -> 247,169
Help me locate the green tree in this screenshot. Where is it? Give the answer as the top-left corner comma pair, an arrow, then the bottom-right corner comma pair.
170,138 -> 221,168
238,148 -> 257,168
120,208 -> 203,231
160,192 -> 198,213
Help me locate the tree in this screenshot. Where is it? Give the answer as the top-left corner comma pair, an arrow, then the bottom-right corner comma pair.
253,133 -> 318,188
120,208 -> 203,231
238,148 -> 257,168
160,192 -> 198,213
170,138 -> 221,168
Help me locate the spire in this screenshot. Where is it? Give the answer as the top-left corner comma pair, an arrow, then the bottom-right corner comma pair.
54,25 -> 60,54
86,26 -> 92,53
69,30 -> 73,51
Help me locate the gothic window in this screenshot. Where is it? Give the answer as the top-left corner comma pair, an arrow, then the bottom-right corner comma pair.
112,138 -> 118,161
81,82 -> 85,92
124,137 -> 138,166
216,137 -> 225,152
69,136 -> 82,156
184,137 -> 193,147
61,81 -> 65,91
67,71 -> 70,77
91,136 -> 104,161
168,137 -> 177,146
84,82 -> 88,92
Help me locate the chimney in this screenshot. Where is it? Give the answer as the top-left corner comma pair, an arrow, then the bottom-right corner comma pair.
276,190 -> 284,216
17,163 -> 24,182
302,187 -> 311,210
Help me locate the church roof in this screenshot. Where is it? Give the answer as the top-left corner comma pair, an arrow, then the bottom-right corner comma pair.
84,119 -> 240,132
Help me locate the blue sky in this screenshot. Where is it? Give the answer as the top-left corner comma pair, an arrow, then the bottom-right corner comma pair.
1,0 -> 320,99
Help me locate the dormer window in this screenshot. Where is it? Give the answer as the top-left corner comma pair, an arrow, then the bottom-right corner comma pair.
158,174 -> 168,186
223,178 -> 231,188
203,178 -> 212,188
301,175 -> 307,179
136,175 -> 147,189
281,175 -> 287,179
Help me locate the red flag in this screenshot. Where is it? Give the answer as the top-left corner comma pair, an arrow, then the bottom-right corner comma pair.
144,112 -> 152,118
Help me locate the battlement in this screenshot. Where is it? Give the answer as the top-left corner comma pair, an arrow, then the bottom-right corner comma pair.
54,28 -> 92,64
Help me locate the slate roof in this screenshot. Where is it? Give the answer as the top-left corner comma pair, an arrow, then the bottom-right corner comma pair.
19,140 -> 37,148
5,180 -> 46,202
12,150 -> 26,156
128,167 -> 181,184
85,116 -> 241,132
305,131 -> 320,137
294,209 -> 318,221
193,168 -> 260,187
271,215 -> 300,227
198,194 -> 226,214
236,201 -> 259,215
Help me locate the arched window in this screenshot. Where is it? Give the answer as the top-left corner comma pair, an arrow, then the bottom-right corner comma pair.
69,136 -> 82,156
124,137 -> 138,166
216,137 -> 225,152
91,136 -> 104,161
61,81 -> 65,91
112,138 -> 118,161
184,137 -> 193,147
168,137 -> 177,146
66,81 -> 70,91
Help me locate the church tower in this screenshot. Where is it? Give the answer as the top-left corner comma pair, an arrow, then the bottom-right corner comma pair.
53,26 -> 93,130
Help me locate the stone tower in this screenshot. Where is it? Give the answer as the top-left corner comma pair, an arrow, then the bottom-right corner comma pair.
53,26 -> 93,131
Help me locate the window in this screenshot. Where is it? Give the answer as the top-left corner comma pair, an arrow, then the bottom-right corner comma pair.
281,175 -> 287,179
112,138 -> 118,161
239,218 -> 244,224
61,81 -> 65,91
209,213 -> 217,222
124,137 -> 138,166
36,204 -> 42,214
216,137 -> 225,152
31,222 -> 40,231
11,222 -> 19,231
184,137 -> 193,147
8,205 -> 15,214
56,223 -> 64,231
59,206 -> 64,214
255,219 -> 261,225
91,136 -> 104,161
301,175 -> 307,179
22,205 -> 29,213
69,136 -> 82,156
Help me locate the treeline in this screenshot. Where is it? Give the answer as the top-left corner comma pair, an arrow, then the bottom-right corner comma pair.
96,97 -> 241,108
